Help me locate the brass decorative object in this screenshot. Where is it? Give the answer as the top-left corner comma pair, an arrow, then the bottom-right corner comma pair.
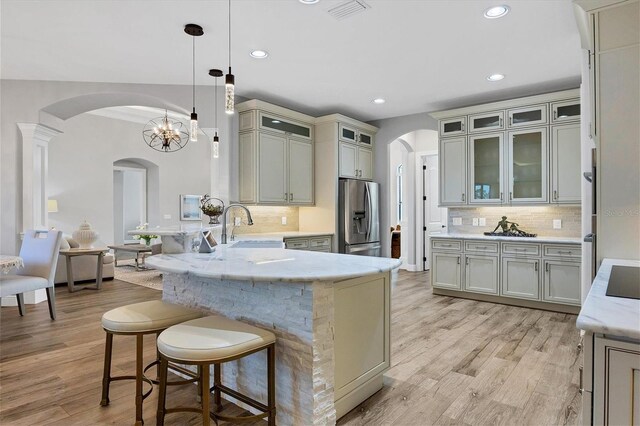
484,216 -> 537,237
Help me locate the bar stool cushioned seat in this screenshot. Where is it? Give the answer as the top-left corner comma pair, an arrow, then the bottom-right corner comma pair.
156,316 -> 277,426
157,315 -> 276,362
102,300 -> 204,333
100,301 -> 203,426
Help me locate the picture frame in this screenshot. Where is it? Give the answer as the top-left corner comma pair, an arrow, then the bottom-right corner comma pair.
180,194 -> 202,221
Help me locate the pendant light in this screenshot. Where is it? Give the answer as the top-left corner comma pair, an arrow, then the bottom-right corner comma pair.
209,68 -> 223,159
185,23 -> 204,141
225,0 -> 235,115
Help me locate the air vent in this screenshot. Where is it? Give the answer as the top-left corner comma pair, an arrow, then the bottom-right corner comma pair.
328,0 -> 371,20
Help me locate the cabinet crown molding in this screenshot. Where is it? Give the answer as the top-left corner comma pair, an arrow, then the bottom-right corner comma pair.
315,113 -> 378,133
430,88 -> 580,120
236,99 -> 316,124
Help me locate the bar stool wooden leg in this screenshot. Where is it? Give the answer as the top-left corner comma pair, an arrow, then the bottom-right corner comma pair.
135,334 -> 144,426
155,331 -> 162,381
156,358 -> 168,426
100,332 -> 113,406
200,365 -> 210,426
213,363 -> 222,412
196,365 -> 203,404
267,344 -> 276,426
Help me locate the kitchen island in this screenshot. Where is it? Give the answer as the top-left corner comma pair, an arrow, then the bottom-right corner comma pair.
146,247 -> 401,425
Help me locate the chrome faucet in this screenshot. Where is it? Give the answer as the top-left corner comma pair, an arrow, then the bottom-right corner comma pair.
220,204 -> 254,244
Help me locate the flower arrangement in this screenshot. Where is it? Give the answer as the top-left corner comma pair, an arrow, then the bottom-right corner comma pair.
133,223 -> 158,245
200,195 -> 225,224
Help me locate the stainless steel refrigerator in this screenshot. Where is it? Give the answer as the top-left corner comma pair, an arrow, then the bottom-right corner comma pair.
338,179 -> 381,257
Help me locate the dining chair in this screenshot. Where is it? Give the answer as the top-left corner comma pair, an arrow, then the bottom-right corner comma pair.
0,229 -> 62,319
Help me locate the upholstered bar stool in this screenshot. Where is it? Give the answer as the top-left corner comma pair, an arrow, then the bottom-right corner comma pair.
100,300 -> 203,426
155,316 -> 277,426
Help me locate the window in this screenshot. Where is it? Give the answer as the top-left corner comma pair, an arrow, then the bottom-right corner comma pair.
396,164 -> 403,222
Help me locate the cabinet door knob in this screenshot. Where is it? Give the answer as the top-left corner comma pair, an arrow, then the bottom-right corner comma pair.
457,257 -> 460,264
534,261 -> 538,272
499,118 -> 503,127
290,193 -> 294,201
461,122 -> 465,132
553,110 -> 558,120
465,257 -> 469,265
509,192 -> 513,201
461,193 -> 465,202
545,263 -> 550,272
509,117 -> 513,126
284,193 -> 288,201
553,190 -> 558,201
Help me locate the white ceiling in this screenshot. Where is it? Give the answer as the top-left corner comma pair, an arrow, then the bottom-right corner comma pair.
1,0 -> 582,122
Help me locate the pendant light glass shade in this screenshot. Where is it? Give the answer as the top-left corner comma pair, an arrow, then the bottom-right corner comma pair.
190,111 -> 198,142
212,134 -> 220,158
225,70 -> 235,115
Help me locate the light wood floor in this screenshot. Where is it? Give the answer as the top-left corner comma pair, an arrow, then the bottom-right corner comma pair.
0,271 -> 581,425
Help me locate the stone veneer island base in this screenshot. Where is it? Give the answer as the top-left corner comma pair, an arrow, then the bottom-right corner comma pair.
147,247 -> 401,425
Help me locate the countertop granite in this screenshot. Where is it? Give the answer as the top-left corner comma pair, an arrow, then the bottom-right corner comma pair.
577,258 -> 640,340
145,245 -> 400,282
128,226 -> 217,236
431,232 -> 582,244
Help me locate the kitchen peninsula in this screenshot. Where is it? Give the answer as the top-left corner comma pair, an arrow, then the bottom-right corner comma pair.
146,247 -> 401,425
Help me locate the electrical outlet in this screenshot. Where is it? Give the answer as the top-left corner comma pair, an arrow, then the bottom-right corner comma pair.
234,217 -> 242,226
452,217 -> 462,226
553,219 -> 562,229
281,216 -> 287,225
472,218 -> 479,226
163,214 -> 171,220
479,218 -> 486,226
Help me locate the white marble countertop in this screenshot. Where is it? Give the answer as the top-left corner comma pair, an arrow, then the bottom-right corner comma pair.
431,232 -> 582,244
577,258 -> 640,340
145,245 -> 401,282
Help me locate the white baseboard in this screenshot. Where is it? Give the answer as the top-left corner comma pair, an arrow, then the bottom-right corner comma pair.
1,289 -> 47,306
400,263 -> 419,272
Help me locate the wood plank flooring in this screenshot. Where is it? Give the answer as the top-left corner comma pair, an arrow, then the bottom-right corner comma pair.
0,271 -> 582,425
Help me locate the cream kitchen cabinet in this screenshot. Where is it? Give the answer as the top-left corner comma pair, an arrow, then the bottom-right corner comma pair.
431,237 -> 581,312
439,137 -> 467,206
432,252 -> 462,290
507,127 -> 548,204
431,89 -> 580,206
501,257 -> 541,300
551,123 -> 581,203
284,235 -> 333,252
237,100 -> 315,206
339,123 -> 374,147
338,142 -> 373,180
464,254 -> 499,295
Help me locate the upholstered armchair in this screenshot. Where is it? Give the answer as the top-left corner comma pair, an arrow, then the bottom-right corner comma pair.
0,230 -> 62,319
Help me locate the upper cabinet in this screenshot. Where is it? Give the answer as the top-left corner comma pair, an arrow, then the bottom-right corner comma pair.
507,104 -> 548,128
469,111 -> 504,133
237,100 -> 315,206
440,116 -> 467,136
431,89 -> 581,206
336,120 -> 376,181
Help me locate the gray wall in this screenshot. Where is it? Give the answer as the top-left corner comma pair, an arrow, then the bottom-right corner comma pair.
369,112 -> 438,258
1,79 -> 232,254
47,113 -> 211,245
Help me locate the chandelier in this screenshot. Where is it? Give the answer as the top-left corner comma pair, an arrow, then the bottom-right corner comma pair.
142,111 -> 189,152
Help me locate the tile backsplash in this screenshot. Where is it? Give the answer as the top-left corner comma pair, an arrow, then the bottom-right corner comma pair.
231,206 -> 299,234
448,206 -> 581,237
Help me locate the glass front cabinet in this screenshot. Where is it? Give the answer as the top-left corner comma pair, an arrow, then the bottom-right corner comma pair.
551,99 -> 581,123
507,127 -> 548,203
439,116 -> 466,137
507,104 -> 548,128
469,111 -> 504,133
468,132 -> 504,204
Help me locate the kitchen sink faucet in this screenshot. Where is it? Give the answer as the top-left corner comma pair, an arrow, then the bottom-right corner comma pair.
220,204 -> 254,244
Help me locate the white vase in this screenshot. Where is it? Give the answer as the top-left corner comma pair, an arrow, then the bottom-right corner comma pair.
72,220 -> 99,249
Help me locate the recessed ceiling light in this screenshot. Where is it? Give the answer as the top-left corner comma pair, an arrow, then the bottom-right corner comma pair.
250,50 -> 268,59
372,98 -> 386,104
299,0 -> 319,4
484,5 -> 510,19
486,74 -> 505,81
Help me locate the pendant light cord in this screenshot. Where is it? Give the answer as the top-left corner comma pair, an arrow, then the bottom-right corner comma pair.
228,0 -> 231,70
192,36 -> 196,112
214,79 -> 218,130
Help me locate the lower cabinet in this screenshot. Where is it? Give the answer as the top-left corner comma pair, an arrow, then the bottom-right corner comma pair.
464,255 -> 499,295
501,257 -> 540,300
284,235 -> 333,253
432,252 -> 462,290
583,334 -> 640,425
431,238 -> 581,310
543,260 -> 581,305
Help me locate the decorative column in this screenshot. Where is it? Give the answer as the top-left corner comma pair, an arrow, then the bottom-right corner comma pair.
12,123 -> 62,305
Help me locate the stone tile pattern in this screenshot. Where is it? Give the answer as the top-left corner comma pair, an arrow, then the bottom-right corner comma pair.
448,206 -> 581,237
231,206 -> 300,234
163,272 -> 337,425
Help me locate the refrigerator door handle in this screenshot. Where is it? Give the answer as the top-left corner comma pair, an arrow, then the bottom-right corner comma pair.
364,183 -> 372,240
584,233 -> 594,243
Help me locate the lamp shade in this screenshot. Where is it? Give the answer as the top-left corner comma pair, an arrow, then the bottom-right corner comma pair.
47,199 -> 59,213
